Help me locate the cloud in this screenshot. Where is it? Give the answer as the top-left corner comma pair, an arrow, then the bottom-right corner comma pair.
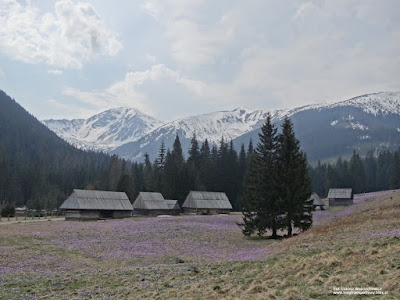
145,53 -> 156,63
46,98 -> 94,119
0,0 -> 122,69
48,69 -> 63,75
0,68 -> 4,78
207,30 -> 400,109
63,64 -> 207,118
143,0 -> 235,66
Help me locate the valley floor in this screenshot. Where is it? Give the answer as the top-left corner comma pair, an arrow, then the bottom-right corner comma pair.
0,191 -> 399,299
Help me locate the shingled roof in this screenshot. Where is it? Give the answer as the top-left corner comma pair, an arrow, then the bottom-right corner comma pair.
165,200 -> 180,210
308,192 -> 324,206
60,189 -> 133,211
133,192 -> 170,210
182,191 -> 233,210
328,188 -> 353,199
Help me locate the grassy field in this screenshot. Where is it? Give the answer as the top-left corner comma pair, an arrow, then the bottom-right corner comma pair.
0,191 -> 399,299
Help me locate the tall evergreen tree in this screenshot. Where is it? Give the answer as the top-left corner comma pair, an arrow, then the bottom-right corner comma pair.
276,117 -> 312,236
143,153 -> 153,191
239,113 -> 280,237
187,133 -> 202,191
108,155 -> 121,191
198,139 -> 212,190
349,150 -> 365,193
188,133 -> 201,168
389,151 -> 400,189
364,151 -> 377,192
153,141 -> 166,191
117,172 -> 135,201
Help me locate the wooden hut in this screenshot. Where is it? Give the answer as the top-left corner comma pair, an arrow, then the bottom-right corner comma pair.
307,192 -> 325,210
182,191 -> 233,215
133,192 -> 177,216
328,188 -> 353,206
165,200 -> 181,215
60,189 -> 133,221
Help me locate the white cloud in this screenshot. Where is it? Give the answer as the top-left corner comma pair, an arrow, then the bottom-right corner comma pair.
63,64 -> 207,118
145,53 -> 156,63
46,98 -> 94,119
48,69 -> 63,75
0,68 -> 4,78
143,0 -> 235,66
206,30 -> 400,109
0,0 -> 122,69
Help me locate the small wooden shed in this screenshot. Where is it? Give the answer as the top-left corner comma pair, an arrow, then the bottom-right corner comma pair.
307,192 -> 325,210
60,189 -> 133,221
165,200 -> 181,215
328,188 -> 353,206
133,192 -> 177,216
182,191 -> 233,215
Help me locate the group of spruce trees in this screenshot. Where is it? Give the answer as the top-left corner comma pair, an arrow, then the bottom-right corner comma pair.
112,133 -> 255,209
310,149 -> 400,197
239,114 -> 312,238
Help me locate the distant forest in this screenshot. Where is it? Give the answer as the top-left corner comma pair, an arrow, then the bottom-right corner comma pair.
1,90 -> 400,211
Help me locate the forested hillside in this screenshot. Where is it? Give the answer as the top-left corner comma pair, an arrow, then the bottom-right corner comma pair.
0,91 -> 113,209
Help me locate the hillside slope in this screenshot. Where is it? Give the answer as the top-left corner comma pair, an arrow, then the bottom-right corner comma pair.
0,90 -> 111,207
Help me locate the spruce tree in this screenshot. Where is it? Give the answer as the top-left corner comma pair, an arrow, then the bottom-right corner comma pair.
239,113 -> 280,237
199,139 -> 212,190
153,141 -> 166,191
389,151 -> 400,189
117,172 -> 135,201
187,133 -> 202,191
143,153 -> 153,191
349,150 -> 365,193
276,117 -> 312,236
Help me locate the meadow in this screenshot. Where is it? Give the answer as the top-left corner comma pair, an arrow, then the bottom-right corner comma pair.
0,191 -> 399,299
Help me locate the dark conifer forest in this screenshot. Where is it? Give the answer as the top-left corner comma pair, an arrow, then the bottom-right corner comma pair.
0,91 -> 113,210
1,90 -> 400,212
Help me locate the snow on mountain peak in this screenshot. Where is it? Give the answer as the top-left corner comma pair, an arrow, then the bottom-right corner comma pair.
299,91 -> 400,116
43,107 -> 164,151
44,91 -> 400,156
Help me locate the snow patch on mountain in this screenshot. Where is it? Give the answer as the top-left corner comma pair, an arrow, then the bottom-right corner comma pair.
359,135 -> 371,140
347,122 -> 369,131
299,92 -> 400,116
43,107 -> 164,151
330,120 -> 339,126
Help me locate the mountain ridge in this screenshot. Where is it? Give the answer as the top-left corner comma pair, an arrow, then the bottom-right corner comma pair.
42,91 -> 400,162
43,107 -> 164,151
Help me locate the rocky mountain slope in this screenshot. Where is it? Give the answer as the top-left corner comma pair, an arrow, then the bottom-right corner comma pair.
43,107 -> 164,151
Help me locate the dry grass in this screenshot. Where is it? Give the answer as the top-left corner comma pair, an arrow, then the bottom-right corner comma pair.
0,192 -> 399,299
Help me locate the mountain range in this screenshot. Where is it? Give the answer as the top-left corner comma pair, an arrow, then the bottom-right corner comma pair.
43,91 -> 400,163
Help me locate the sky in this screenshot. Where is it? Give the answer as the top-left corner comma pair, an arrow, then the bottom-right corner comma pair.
0,0 -> 399,122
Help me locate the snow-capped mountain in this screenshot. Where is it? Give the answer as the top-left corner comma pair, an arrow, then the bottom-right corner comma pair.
234,91 -> 400,162
112,106 -> 291,161
43,107 -> 164,152
291,91 -> 400,116
114,91 -> 400,162
43,91 -> 400,162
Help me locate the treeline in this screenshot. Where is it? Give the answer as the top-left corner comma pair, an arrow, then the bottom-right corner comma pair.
112,134 -> 255,209
309,150 -> 400,197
